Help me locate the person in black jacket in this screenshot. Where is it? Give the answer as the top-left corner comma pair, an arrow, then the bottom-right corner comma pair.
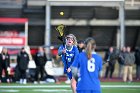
34,47 -> 47,83
77,40 -> 85,53
104,47 -> 117,79
0,47 -> 10,83
118,47 -> 126,78
17,47 -> 29,84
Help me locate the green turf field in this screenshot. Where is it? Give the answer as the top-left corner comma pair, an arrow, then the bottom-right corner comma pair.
0,82 -> 140,93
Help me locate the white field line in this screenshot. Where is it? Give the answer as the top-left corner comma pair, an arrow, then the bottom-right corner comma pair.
0,89 -> 71,92
33,89 -> 71,92
0,85 -> 140,93
102,85 -> 140,88
0,88 -> 139,93
0,90 -> 19,92
0,89 -> 71,93
0,85 -> 140,88
0,87 -> 139,93
0,85 -> 70,88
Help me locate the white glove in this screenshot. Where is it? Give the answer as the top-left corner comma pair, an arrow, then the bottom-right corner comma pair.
7,67 -> 10,75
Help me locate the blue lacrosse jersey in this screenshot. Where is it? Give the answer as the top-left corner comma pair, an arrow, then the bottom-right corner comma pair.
58,45 -> 79,79
72,51 -> 102,91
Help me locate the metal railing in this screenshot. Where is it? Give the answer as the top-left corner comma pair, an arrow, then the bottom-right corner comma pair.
125,0 -> 140,6
0,0 -> 26,8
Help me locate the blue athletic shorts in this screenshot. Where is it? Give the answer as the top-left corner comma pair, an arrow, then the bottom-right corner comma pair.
77,90 -> 101,93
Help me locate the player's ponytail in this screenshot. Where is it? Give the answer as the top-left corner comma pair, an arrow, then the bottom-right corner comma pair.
85,37 -> 96,59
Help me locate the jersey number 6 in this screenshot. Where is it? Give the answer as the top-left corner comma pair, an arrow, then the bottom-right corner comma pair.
87,58 -> 95,72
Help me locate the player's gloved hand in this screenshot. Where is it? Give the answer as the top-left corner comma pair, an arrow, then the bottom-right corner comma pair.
67,67 -> 71,73
62,49 -> 66,54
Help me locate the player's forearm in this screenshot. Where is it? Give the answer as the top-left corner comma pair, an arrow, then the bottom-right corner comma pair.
58,49 -> 63,56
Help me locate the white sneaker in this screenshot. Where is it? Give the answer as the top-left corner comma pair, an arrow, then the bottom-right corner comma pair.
34,81 -> 38,84
46,78 -> 55,83
20,79 -> 23,84
23,79 -> 27,84
65,79 -> 71,84
7,79 -> 10,83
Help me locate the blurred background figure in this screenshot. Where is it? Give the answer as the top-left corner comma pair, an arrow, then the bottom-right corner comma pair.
104,47 -> 117,79
0,47 -> 10,83
77,40 -> 85,53
118,46 -> 126,78
34,46 -> 47,84
135,47 -> 140,80
17,47 -> 29,84
123,46 -> 135,82
45,55 -> 62,84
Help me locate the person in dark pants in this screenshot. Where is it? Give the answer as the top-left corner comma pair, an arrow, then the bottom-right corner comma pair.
17,47 -> 29,84
104,47 -> 117,79
34,47 -> 47,83
118,47 -> 126,78
0,47 -> 10,83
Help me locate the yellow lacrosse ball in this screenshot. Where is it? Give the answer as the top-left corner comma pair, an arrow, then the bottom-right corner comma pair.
60,11 -> 64,16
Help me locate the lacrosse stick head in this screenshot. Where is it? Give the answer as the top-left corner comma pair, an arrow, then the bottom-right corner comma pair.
56,24 -> 65,37
55,24 -> 66,42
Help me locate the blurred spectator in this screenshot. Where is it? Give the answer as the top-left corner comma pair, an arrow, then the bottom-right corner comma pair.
104,47 -> 117,79
45,56 -> 61,84
53,55 -> 63,67
0,47 -> 10,83
34,47 -> 47,83
123,46 -> 135,82
17,47 -> 29,84
135,47 -> 140,80
77,40 -> 85,53
118,47 -> 126,78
